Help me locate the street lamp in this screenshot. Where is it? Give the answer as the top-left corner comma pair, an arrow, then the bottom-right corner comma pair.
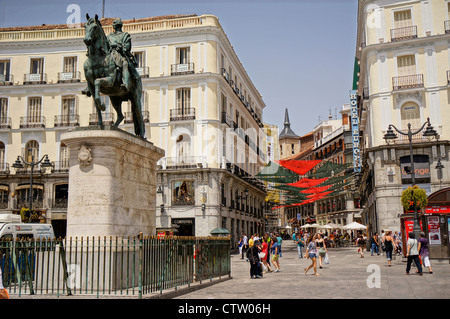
12,154 -> 52,212
383,117 -> 439,238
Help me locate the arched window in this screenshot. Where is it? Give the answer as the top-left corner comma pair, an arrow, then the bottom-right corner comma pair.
25,140 -> 39,163
401,102 -> 421,130
176,134 -> 191,161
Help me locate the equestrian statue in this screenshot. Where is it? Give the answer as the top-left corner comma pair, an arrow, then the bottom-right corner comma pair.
82,14 -> 145,138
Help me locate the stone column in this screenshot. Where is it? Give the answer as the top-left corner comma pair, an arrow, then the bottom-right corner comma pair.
61,126 -> 165,237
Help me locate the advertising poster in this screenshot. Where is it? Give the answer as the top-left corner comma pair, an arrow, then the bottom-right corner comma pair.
403,218 -> 423,240
427,216 -> 441,245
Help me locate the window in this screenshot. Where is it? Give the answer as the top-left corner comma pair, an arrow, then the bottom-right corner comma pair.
61,96 -> 78,122
63,56 -> 77,73
397,55 -> 416,76
0,142 -> 5,170
176,88 -> 191,113
401,102 -> 421,130
27,97 -> 43,124
177,47 -> 190,64
133,52 -> 145,68
30,58 -> 44,74
394,10 -> 412,29
54,184 -> 68,208
172,181 -> 195,206
60,142 -> 69,170
0,98 -> 8,128
176,134 -> 191,159
0,60 -> 11,82
25,140 -> 39,163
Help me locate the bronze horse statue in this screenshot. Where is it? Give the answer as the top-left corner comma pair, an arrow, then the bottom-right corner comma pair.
82,14 -> 145,138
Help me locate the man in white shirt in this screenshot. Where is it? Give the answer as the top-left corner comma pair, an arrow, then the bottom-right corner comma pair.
405,232 -> 423,275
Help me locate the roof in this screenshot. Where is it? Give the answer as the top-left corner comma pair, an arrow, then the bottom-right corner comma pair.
279,108 -> 300,140
0,14 -> 198,32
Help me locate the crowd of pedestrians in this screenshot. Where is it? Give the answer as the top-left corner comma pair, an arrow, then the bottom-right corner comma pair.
238,232 -> 285,279
355,230 -> 433,275
239,228 -> 435,280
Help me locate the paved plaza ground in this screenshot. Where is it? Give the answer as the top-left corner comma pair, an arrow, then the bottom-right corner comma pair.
175,239 -> 450,299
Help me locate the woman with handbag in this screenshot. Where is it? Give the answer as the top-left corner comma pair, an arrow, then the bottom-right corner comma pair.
315,233 -> 327,269
383,231 -> 396,267
304,234 -> 320,276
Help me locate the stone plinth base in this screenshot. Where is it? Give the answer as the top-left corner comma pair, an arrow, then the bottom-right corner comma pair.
61,126 -> 164,237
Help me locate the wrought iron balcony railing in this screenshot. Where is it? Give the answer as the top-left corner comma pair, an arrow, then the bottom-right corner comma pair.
124,111 -> 149,124
54,114 -> 80,127
390,25 -> 417,42
89,113 -> 115,126
57,71 -> 81,83
170,107 -> 196,121
170,63 -> 194,75
19,116 -> 46,128
392,74 -> 424,91
0,117 -> 11,129
23,73 -> 47,84
0,74 -> 14,85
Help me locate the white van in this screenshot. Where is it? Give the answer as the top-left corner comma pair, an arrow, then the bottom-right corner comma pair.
0,214 -> 55,240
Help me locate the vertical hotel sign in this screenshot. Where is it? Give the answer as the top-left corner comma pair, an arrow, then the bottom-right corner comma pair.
350,90 -> 361,172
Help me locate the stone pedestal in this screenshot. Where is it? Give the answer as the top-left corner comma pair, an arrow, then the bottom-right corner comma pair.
61,126 -> 165,237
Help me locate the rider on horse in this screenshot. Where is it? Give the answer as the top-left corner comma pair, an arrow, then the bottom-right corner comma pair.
82,18 -> 140,96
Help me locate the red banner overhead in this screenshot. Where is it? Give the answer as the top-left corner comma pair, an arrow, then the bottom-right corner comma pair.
278,160 -> 321,175
287,177 -> 328,188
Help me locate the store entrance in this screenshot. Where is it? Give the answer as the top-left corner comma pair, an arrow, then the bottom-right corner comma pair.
172,218 -> 195,237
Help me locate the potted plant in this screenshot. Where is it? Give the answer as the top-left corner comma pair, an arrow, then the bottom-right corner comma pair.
401,185 -> 428,211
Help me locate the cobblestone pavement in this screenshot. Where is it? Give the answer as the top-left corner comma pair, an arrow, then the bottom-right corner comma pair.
175,240 -> 450,299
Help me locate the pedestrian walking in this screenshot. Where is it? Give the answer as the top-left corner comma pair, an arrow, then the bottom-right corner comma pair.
260,237 -> 272,273
356,233 -> 366,258
370,233 -> 380,256
238,236 -> 243,257
315,233 -> 327,269
304,234 -> 320,276
296,232 -> 304,258
418,232 -> 433,274
276,232 -> 283,257
248,240 -> 261,279
271,237 -> 281,272
241,233 -> 248,260
405,232 -> 423,276
383,231 -> 396,267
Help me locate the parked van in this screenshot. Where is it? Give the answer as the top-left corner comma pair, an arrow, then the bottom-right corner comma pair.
0,214 -> 54,240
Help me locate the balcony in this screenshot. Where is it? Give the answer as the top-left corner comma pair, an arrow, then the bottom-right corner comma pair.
136,66 -> 149,78
0,117 -> 11,129
447,71 -> 450,85
20,116 -> 45,129
57,71 -> 81,83
163,156 -> 206,169
390,26 -> 417,42
170,107 -> 196,121
0,163 -> 10,175
0,74 -> 14,85
89,113 -> 115,126
54,115 -> 80,127
445,20 -> 450,34
124,111 -> 149,124
51,161 -> 69,174
23,73 -> 47,84
170,63 -> 194,76
392,74 -> 424,91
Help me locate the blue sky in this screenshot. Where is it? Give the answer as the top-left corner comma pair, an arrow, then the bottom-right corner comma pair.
0,0 -> 358,137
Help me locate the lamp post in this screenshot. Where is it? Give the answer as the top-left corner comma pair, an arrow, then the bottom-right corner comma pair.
12,154 -> 52,213
383,117 -> 438,238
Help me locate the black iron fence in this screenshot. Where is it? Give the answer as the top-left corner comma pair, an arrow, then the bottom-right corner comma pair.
0,235 -> 230,298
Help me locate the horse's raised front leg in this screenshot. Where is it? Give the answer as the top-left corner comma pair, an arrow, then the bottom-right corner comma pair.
94,77 -> 113,113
